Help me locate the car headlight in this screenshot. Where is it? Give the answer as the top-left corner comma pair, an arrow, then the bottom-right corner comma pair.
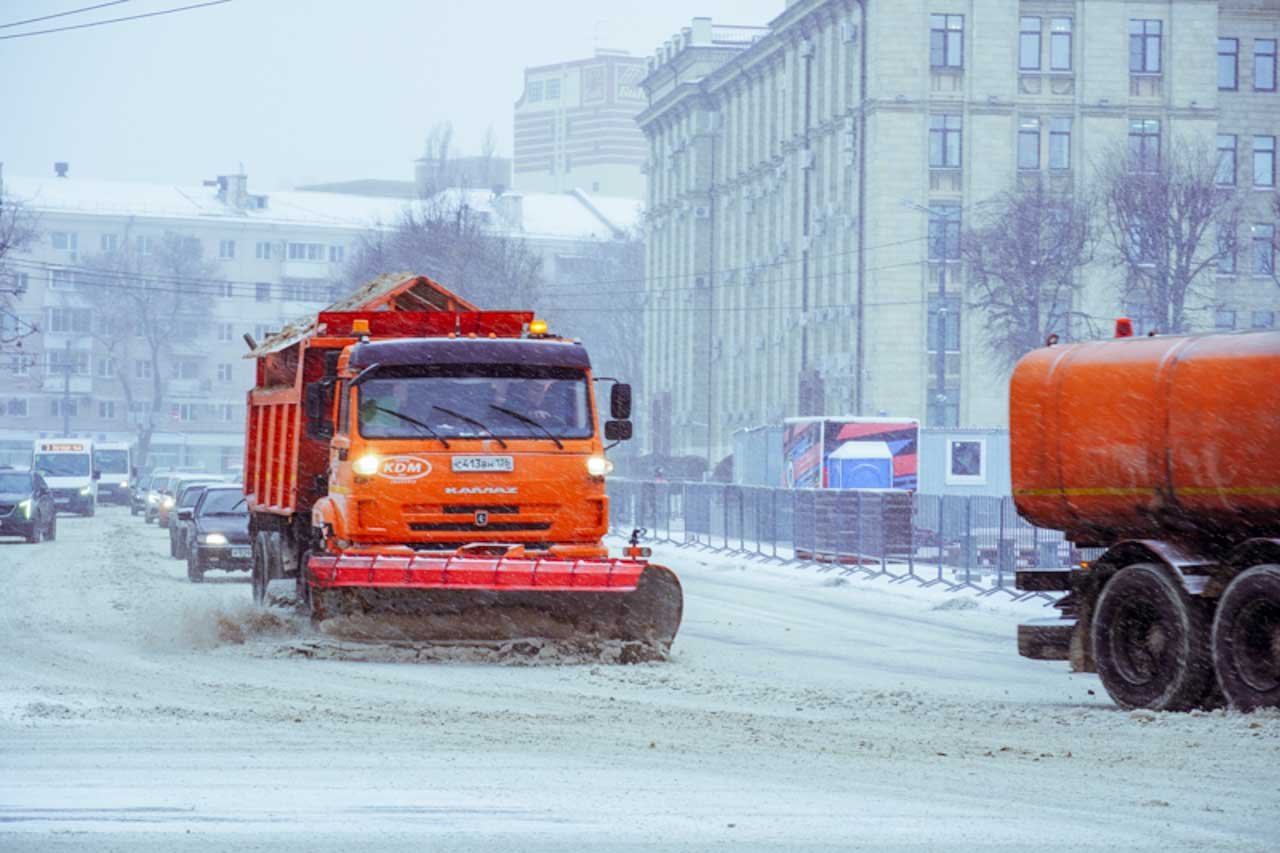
147,493 -> 159,504
162,496 -> 175,509
18,499 -> 32,519
202,533 -> 228,545
353,453 -> 381,476
80,486 -> 93,496
120,480 -> 129,488
586,456 -> 614,477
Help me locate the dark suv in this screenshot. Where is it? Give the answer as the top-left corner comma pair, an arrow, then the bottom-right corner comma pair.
0,469 -> 57,543
182,486 -> 251,582
169,482 -> 214,559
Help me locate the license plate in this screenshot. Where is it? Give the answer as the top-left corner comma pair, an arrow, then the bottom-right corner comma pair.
451,455 -> 514,473
230,547 -> 251,559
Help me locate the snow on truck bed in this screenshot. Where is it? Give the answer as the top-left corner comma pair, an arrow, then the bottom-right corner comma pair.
1,509 -> 1277,852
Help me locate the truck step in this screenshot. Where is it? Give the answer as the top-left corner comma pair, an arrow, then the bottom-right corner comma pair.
1015,566 -> 1074,592
1017,618 -> 1074,661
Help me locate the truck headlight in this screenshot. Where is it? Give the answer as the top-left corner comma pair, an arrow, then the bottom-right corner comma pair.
586,456 -> 614,477
353,454 -> 381,476
202,533 -> 228,545
147,493 -> 159,504
80,486 -> 93,496
18,499 -> 32,519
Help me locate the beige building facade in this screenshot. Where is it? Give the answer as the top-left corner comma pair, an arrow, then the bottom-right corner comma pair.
638,1 -> 1280,463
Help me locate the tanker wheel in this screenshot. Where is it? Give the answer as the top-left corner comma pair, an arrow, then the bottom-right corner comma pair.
1091,563 -> 1213,711
251,534 -> 269,605
1211,565 -> 1280,712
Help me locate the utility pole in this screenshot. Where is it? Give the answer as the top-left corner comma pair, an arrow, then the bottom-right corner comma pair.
61,339 -> 72,436
936,260 -> 948,421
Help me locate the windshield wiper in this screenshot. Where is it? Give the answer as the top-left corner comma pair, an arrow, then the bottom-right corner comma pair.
488,404 -> 564,449
431,406 -> 508,449
372,405 -> 451,448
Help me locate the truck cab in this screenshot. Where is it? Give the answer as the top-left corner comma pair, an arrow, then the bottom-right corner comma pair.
32,439 -> 98,516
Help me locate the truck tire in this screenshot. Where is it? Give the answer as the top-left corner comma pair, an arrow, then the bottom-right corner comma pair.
1091,563 -> 1213,711
187,551 -> 205,583
296,549 -> 314,613
1211,565 -> 1280,712
251,534 -> 269,605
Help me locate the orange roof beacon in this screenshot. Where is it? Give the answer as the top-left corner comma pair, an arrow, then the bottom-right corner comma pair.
242,273 -> 682,657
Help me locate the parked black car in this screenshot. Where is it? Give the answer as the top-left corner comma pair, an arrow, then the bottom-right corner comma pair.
169,483 -> 215,559
0,468 -> 57,543
182,486 -> 251,582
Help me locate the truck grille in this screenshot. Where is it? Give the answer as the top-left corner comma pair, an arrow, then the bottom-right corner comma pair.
409,521 -> 552,533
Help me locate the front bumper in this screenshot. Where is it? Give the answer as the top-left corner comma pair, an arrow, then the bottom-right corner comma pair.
0,513 -> 35,537
196,544 -> 253,570
307,552 -> 647,592
99,484 -> 131,504
51,490 -> 92,513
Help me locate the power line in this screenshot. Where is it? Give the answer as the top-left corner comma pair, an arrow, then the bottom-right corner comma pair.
0,0 -> 130,30
0,0 -> 230,41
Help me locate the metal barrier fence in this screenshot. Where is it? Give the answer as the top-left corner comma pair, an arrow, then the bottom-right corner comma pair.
606,480 -> 1079,600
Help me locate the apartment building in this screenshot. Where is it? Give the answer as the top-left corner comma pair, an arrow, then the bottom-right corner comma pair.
638,1 -> 1280,463
0,169 -> 405,469
514,49 -> 650,198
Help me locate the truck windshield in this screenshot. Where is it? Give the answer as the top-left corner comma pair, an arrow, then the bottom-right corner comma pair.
34,454 -> 90,477
94,450 -> 129,473
357,366 -> 592,440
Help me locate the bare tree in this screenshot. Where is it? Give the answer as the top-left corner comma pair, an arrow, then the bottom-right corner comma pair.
341,195 -> 542,309
0,187 -> 39,352
79,232 -> 215,467
1098,139 -> 1244,334
1269,191 -> 1280,291
961,184 -> 1096,368
538,230 -> 645,386
418,122 -> 455,198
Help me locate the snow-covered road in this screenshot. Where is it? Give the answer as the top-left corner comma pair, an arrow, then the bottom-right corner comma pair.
1,508 -> 1276,851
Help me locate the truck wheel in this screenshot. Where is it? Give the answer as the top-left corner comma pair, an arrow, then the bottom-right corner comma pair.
1091,563 -> 1213,711
187,551 -> 205,583
1211,565 -> 1280,712
251,533 -> 269,605
296,549 -> 314,613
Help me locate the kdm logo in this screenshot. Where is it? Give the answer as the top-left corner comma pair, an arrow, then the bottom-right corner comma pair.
378,456 -> 432,482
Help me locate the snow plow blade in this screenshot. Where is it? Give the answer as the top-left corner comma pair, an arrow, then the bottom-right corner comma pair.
306,554 -> 683,656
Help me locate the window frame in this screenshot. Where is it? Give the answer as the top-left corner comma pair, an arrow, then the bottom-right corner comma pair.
944,437 -> 987,486
1217,134 -> 1238,186
1049,117 -> 1072,171
218,239 -> 236,260
1218,38 -> 1239,91
927,293 -> 961,353
928,114 -> 962,169
1128,119 -> 1161,173
927,204 -> 962,262
1049,18 -> 1072,72
1253,224 -> 1276,276
1019,16 -> 1042,71
929,14 -> 964,70
1018,117 -> 1042,171
1253,136 -> 1276,188
1255,39 -> 1277,92
1129,19 -> 1163,74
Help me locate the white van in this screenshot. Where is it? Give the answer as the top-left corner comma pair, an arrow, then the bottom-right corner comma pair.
93,442 -> 133,505
33,439 -> 98,516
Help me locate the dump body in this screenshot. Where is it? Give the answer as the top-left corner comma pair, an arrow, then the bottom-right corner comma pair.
1011,330 -> 1280,548
241,273 -> 682,654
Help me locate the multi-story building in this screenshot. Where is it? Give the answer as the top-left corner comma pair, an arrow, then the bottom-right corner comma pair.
638,2 -> 1280,463
0,168 -> 406,469
514,50 -> 650,198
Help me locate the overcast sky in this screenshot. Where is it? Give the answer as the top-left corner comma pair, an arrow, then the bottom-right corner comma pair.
0,0 -> 782,190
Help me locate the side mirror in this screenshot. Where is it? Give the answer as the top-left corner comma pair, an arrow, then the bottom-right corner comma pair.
604,420 -> 633,442
177,508 -> 194,521
610,383 -> 632,420
92,469 -> 102,481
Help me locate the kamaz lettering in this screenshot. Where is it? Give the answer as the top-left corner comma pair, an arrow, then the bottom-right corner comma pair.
444,486 -> 518,495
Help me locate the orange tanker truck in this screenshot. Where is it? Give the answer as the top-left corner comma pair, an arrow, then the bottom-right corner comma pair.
242,273 -> 683,657
1011,324 -> 1280,711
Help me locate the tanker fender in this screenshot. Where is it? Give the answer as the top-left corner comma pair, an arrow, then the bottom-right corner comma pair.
1089,539 -> 1216,598
1204,538 -> 1280,597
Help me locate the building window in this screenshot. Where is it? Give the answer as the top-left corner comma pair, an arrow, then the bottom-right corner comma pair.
255,241 -> 272,260
1049,18 -> 1072,71
1128,119 -> 1161,172
1018,117 -> 1041,170
100,234 -> 118,252
1218,227 -> 1237,274
218,239 -> 236,259
1254,136 -> 1276,188
215,281 -> 233,298
50,269 -> 76,291
928,204 -> 961,261
6,399 -> 28,417
255,282 -> 271,302
48,349 -> 90,376
545,79 -> 561,100
1256,39 -> 1277,91
217,363 -> 233,382
945,438 -> 986,486
927,389 -> 959,428
526,80 -> 544,102
1217,134 -> 1238,186
1253,310 -> 1276,329
51,231 -> 78,252
7,352 -> 32,376
1049,118 -> 1072,170
47,307 -> 91,333
217,323 -> 233,342
50,399 -> 79,418
135,360 -> 152,380
928,115 -> 962,168
172,359 -> 199,380
135,235 -> 153,255
328,245 -> 344,263
98,400 -> 116,420
1019,17 -> 1041,71
1129,20 -> 1162,74
1254,224 -> 1276,276
96,357 -> 115,379
929,14 -> 964,69
220,404 -> 236,423
1219,38 -> 1239,90
176,403 -> 198,423
287,242 -> 324,261
927,294 -> 961,352
1214,309 -> 1237,330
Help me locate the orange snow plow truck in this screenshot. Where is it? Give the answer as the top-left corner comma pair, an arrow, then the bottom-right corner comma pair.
242,273 -> 682,656
1011,326 -> 1280,711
